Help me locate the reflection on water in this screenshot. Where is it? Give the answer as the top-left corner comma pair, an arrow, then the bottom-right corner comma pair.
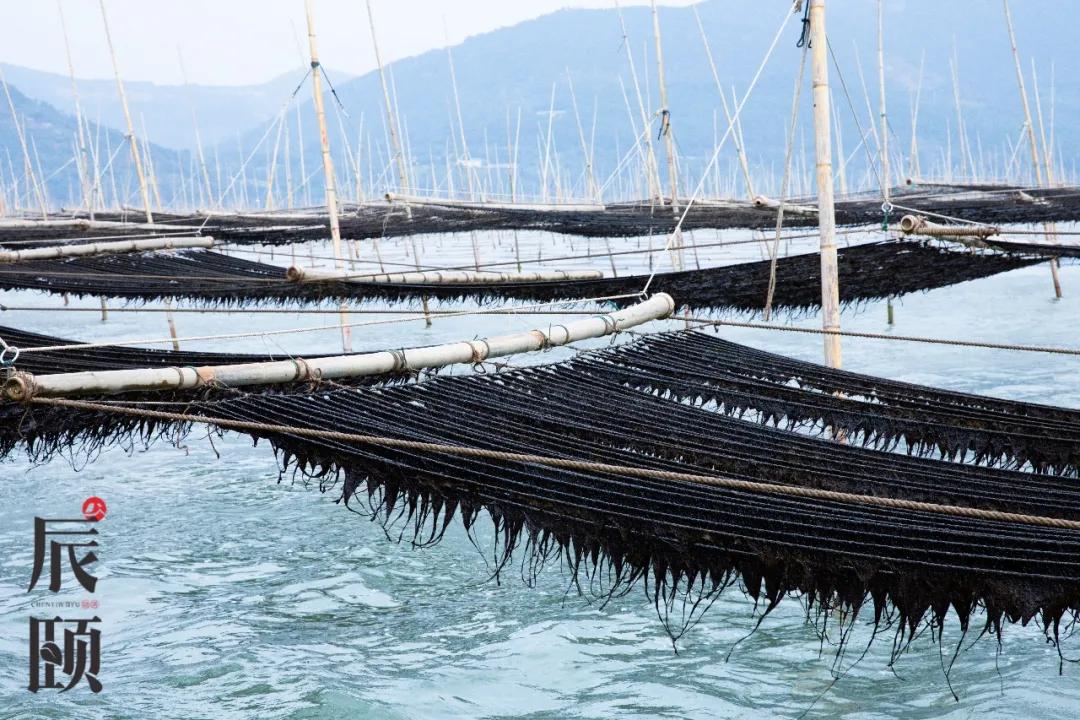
0,255 -> 1077,719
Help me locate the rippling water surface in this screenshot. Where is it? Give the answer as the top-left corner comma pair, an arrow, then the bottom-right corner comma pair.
1,247 -> 1077,718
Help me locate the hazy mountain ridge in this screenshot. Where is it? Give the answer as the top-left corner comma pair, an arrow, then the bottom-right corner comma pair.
2,0 -> 1077,210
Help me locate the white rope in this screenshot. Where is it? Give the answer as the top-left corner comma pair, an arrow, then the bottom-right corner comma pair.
19,294 -> 643,353
763,41 -> 809,320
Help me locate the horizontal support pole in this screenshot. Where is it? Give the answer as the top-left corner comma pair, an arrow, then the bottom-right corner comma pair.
3,293 -> 675,399
286,265 -> 603,284
0,236 -> 214,263
899,214 -> 999,239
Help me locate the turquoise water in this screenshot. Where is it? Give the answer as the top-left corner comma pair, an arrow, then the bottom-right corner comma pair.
1,254 -> 1078,718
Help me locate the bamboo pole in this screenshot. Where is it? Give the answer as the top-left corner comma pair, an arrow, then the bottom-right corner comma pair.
693,5 -> 755,200
616,1 -> 662,203
809,0 -> 842,369
139,115 -> 164,209
364,0 -> 427,323
367,0 -> 409,196
57,0 -> 93,218
98,0 -> 153,224
566,72 -> 599,203
287,266 -> 603,284
0,69 -> 48,219
899,214 -> 998,238
178,48 -> 215,210
651,0 -> 680,216
305,0 -> 351,351
1003,0 -> 1061,298
908,52 -> 925,180
5,294 -> 675,400
0,236 -> 213,263
876,0 -> 895,325
445,43 -> 476,200
876,0 -> 890,197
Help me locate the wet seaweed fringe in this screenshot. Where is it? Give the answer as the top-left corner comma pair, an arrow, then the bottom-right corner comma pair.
9,183 -> 1080,245
0,240 -> 1039,313
590,331 -> 1080,477
3,345 -> 1079,666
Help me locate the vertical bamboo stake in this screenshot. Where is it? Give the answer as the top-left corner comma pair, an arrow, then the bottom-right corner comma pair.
178,48 -> 215,210
540,83 -> 557,204
1003,0 -> 1061,297
651,0 -> 680,214
616,1 -> 662,202
877,0 -> 895,325
446,43 -> 476,200
57,0 -> 93,217
908,52 -> 924,179
139,115 -> 163,209
264,113 -> 286,209
99,0 -> 152,223
810,0 -> 842,369
366,0 -> 427,323
0,69 -> 48,219
284,124 -> 294,209
566,71 -> 599,202
305,0 -> 351,351
693,5 -> 755,200
367,0 -> 409,197
831,96 -> 848,196
876,0 -> 890,197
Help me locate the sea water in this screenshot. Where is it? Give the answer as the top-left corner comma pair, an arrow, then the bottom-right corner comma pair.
0,235 -> 1077,719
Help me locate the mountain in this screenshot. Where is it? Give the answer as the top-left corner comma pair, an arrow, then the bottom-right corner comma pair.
0,79 -> 184,212
0,62 -> 353,151
238,0 -> 1080,202
2,0 -> 1078,211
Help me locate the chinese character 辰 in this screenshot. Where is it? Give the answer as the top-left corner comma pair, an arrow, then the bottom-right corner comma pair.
28,518 -> 99,593
28,616 -> 102,693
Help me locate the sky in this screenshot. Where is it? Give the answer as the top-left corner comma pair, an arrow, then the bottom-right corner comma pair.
0,0 -> 699,87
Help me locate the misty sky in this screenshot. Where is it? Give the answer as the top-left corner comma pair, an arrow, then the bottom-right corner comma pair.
1,0 -> 698,86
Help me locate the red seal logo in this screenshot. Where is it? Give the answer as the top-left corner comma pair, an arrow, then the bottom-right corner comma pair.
82,496 -> 107,522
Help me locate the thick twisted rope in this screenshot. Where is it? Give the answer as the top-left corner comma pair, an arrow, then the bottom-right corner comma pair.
25,396 -> 1080,531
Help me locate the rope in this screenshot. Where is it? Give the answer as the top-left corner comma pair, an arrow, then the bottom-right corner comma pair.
26,395 -> 1080,532
0,334 -> 17,366
685,317 -> 1080,356
763,40 -> 809,320
17,294 -> 642,353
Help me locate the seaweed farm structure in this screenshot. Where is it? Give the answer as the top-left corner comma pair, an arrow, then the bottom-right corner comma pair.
2,0 -> 1080,684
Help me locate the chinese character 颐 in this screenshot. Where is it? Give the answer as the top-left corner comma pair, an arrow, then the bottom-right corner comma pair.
28,616 -> 102,693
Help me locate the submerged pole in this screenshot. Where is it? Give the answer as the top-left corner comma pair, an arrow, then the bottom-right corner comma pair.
305,0 -> 351,351
809,0 -> 842,369
99,0 -> 153,224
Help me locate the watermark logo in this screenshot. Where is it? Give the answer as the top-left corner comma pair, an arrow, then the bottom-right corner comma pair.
26,498 -> 105,694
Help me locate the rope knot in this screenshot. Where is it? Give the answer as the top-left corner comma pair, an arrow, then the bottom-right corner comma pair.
596,314 -> 618,337
388,349 -> 409,372
2,370 -> 36,402
0,336 -> 19,368
468,339 -> 491,365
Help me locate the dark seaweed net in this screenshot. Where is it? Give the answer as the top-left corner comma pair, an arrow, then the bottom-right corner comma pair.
0,240 -> 1039,313
3,333 -> 1078,667
9,184 -> 1080,246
